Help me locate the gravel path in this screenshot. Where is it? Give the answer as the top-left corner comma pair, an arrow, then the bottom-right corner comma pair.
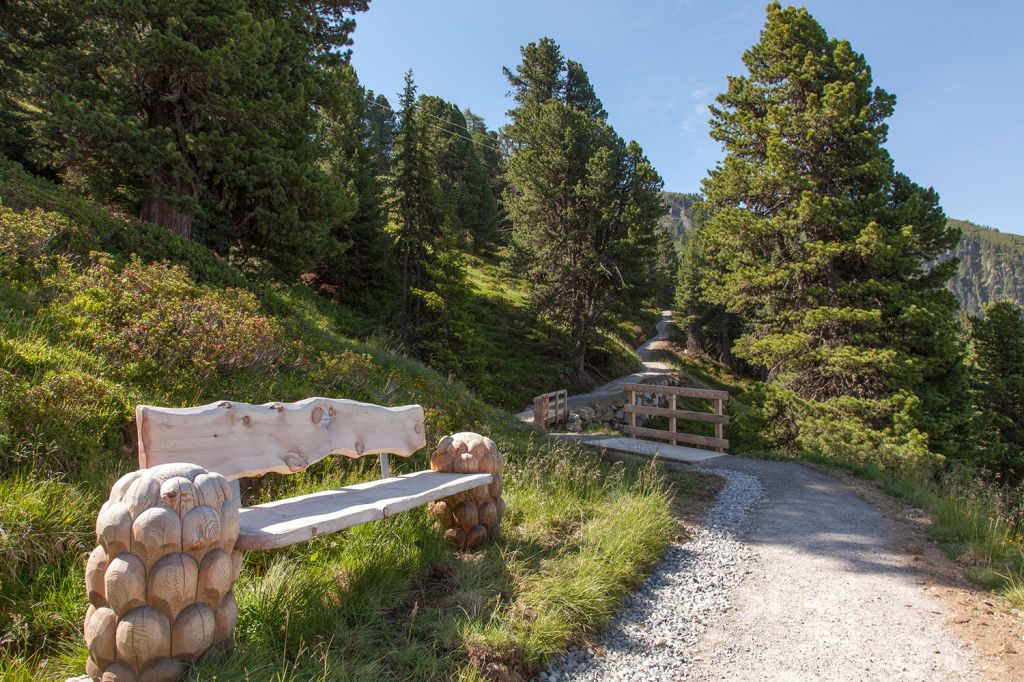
690,457 -> 978,681
538,468 -> 763,681
516,310 -> 675,422
538,457 -> 981,681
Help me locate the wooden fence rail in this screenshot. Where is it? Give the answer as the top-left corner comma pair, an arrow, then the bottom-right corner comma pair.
622,383 -> 729,452
533,389 -> 569,432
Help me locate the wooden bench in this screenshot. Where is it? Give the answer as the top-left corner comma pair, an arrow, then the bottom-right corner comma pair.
76,397 -> 505,681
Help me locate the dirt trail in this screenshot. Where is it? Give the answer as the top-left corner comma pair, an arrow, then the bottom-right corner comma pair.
692,457 -> 994,681
530,314 -> 1024,680
515,310 -> 675,422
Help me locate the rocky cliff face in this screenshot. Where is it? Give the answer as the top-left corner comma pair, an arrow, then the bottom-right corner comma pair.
948,219 -> 1024,316
659,192 -> 700,244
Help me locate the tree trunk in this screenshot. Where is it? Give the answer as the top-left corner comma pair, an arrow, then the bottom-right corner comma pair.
140,172 -> 193,240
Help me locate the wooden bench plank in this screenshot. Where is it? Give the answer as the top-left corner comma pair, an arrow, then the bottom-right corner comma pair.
236,470 -> 492,550
137,397 -> 426,481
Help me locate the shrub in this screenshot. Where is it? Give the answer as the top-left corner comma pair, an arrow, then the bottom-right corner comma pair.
0,205 -> 66,267
49,255 -> 286,380
306,350 -> 374,393
1,369 -> 131,475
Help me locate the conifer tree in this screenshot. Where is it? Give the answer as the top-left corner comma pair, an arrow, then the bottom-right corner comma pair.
464,110 -> 509,242
969,301 -> 1024,483
418,96 -> 500,252
687,3 -> 967,464
503,38 -> 664,374
26,0 -> 369,277
315,68 -> 397,310
388,72 -> 473,371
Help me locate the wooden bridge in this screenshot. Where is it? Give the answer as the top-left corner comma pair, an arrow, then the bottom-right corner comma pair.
526,382 -> 730,464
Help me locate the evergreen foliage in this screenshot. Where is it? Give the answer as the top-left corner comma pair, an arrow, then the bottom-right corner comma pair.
315,68 -> 398,311
968,301 -> 1024,484
4,0 -> 369,278
681,3 -> 968,466
503,38 -> 665,373
387,72 -> 474,372
418,96 -> 500,252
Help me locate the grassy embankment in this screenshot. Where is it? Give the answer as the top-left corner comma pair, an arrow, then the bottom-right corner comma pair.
656,321 -> 1024,614
462,255 -> 660,413
0,158 -> 681,681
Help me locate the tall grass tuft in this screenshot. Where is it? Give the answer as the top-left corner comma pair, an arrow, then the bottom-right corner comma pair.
0,473 -> 95,581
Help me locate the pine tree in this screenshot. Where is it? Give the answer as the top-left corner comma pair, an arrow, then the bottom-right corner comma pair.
315,69 -> 398,310
969,301 -> 1024,483
503,38 -> 663,374
652,227 -> 680,309
388,72 -> 473,371
24,0 -> 368,277
688,3 -> 967,465
464,110 -> 509,243
418,96 -> 500,252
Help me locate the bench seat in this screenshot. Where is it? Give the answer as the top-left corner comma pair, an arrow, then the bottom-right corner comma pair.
236,470 -> 493,550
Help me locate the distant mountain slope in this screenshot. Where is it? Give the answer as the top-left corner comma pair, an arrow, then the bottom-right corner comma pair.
949,218 -> 1024,315
659,191 -> 700,244
661,192 -> 1024,316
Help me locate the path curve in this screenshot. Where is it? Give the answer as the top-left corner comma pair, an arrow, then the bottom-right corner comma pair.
516,310 -> 675,422
691,457 -> 977,681
534,313 -> 986,681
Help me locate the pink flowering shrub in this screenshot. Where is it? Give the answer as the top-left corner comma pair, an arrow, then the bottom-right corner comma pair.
1,369 -> 130,474
50,255 -> 285,380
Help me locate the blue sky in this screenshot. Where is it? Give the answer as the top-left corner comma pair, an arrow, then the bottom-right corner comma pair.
350,1 -> 1024,234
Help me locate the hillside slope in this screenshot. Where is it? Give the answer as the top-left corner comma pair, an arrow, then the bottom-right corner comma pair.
948,218 -> 1024,315
658,191 -> 700,245
0,160 -> 678,680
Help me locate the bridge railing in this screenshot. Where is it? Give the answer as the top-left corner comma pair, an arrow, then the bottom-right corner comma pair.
532,389 -> 569,432
622,383 -> 729,452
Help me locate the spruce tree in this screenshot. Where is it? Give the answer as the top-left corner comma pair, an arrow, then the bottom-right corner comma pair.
503,38 -> 664,374
388,72 -> 472,372
969,301 -> 1024,483
689,3 -> 967,465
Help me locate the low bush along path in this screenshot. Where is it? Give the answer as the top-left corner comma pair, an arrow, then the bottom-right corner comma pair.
535,319 -> 1023,681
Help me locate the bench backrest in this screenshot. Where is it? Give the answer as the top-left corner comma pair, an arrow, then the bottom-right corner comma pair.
136,397 -> 426,481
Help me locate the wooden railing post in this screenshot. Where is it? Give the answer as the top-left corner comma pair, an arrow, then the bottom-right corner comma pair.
714,398 -> 724,452
669,394 -> 677,446
620,383 -> 729,452
531,389 -> 571,432
629,389 -> 637,436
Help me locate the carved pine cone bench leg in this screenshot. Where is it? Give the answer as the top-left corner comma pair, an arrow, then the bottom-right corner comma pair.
429,432 -> 506,548
83,463 -> 240,681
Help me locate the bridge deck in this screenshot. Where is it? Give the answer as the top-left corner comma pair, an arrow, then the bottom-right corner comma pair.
555,435 -> 728,464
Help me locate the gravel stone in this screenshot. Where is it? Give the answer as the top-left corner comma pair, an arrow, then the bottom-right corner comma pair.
537,467 -> 763,681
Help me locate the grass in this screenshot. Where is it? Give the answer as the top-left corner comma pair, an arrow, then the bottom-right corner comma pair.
0,158 -> 681,680
462,253 -> 660,411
